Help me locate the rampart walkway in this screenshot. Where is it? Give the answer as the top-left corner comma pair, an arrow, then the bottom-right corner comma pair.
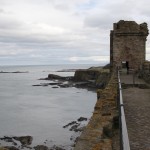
120,71 -> 150,150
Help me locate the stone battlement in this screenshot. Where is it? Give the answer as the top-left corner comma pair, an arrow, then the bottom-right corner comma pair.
113,20 -> 148,36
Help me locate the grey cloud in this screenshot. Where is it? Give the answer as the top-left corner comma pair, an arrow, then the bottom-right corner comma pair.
54,4 -> 70,11
0,0 -> 150,65
84,14 -> 113,29
0,20 -> 23,30
0,8 -> 4,13
0,13 -> 23,30
83,0 -> 149,29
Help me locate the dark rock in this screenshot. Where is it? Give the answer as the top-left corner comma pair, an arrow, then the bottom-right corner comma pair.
77,117 -> 87,122
42,84 -> 49,87
34,145 -> 48,150
69,124 -> 84,132
63,121 -> 77,128
74,127 -> 85,132
21,145 -> 32,149
52,86 -> 59,88
13,136 -> 33,145
32,84 -> 42,86
0,137 -> 13,143
12,71 -> 29,73
48,74 -> 64,80
49,83 -> 61,85
12,142 -> 17,146
70,136 -> 74,141
63,118 -> 87,133
69,124 -> 80,131
38,78 -> 47,80
33,83 -> 50,87
4,146 -> 19,150
59,84 -> 70,88
48,74 -> 73,81
50,145 -> 65,150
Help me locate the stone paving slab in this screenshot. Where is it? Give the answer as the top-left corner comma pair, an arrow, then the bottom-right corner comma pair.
120,73 -> 150,150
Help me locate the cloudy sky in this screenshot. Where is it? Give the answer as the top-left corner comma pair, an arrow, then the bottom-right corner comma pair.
0,0 -> 150,65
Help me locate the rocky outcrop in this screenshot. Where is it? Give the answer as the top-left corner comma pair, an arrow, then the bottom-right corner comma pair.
47,74 -> 73,81
38,67 -> 110,91
3,147 -> 18,150
74,69 -> 100,81
74,68 -> 110,88
0,136 -> 33,150
34,145 -> 48,150
13,136 -> 33,145
63,117 -> 88,133
74,73 -> 119,150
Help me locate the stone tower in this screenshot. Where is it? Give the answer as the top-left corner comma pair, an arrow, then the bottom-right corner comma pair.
110,20 -> 149,71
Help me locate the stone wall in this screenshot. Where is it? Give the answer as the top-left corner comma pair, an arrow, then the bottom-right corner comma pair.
110,20 -> 149,71
140,61 -> 150,83
74,73 -> 119,150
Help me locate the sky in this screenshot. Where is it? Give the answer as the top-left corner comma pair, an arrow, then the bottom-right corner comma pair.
0,0 -> 150,65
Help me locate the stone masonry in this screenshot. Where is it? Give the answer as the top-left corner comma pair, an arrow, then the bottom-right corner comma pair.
140,61 -> 150,83
110,20 -> 149,71
74,73 -> 119,150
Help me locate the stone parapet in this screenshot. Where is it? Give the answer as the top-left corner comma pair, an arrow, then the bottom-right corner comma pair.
74,73 -> 119,150
113,20 -> 148,36
139,61 -> 150,83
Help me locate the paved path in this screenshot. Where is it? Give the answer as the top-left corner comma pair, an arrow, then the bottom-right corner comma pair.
120,72 -> 150,150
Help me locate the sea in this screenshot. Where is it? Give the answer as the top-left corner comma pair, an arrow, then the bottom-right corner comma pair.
0,64 -> 99,149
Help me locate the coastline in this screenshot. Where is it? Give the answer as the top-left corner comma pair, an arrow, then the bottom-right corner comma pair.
0,65 -> 100,150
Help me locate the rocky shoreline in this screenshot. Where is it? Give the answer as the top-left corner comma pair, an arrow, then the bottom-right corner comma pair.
0,117 -> 89,150
33,67 -> 110,91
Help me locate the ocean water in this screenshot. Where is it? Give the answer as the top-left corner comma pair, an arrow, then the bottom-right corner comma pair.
0,64 -> 98,148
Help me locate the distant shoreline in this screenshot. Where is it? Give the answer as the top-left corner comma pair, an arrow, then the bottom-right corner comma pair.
0,71 -> 29,73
